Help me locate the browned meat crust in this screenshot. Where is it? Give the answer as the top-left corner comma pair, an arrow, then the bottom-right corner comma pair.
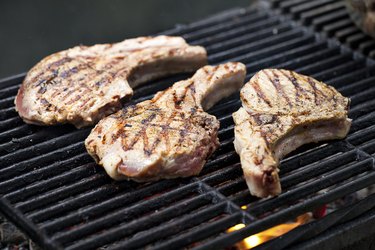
15,36 -> 207,128
86,62 -> 246,181
233,69 -> 351,198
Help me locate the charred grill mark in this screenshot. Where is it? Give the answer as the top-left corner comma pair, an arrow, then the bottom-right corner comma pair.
280,70 -> 310,102
111,127 -> 125,142
59,66 -> 80,79
39,57 -> 73,80
79,96 -> 94,108
175,112 -> 191,151
264,70 -> 292,107
45,75 -> 57,85
40,98 -> 50,105
149,137 -> 161,153
306,77 -> 327,105
49,56 -> 73,69
188,81 -> 197,107
146,107 -> 162,113
146,118 -> 180,155
173,91 -> 181,109
65,94 -> 82,105
94,77 -> 109,87
60,89 -> 76,101
51,86 -> 70,99
31,57 -> 73,84
207,66 -> 218,81
290,71 -> 308,97
102,134 -> 107,144
37,57 -> 112,103
56,58 -> 112,94
159,111 -> 178,152
327,86 -> 339,107
62,62 -> 103,86
38,86 -> 47,94
64,82 -> 91,105
176,81 -> 195,108
76,59 -> 112,85
144,149 -> 152,156
252,79 -> 272,107
118,104 -> 138,119
88,72 -> 115,94
126,112 -> 157,150
37,71 -> 59,93
143,128 -> 151,156
170,81 -> 197,110
40,98 -> 55,112
65,88 -> 91,105
142,114 -> 156,125
117,47 -> 145,54
178,129 -> 188,149
308,78 -> 319,105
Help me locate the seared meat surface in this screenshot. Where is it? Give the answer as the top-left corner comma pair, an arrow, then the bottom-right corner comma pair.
233,69 -> 351,198
86,62 -> 246,181
15,36 -> 207,128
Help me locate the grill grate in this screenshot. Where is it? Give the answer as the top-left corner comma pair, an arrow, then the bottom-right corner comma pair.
269,0 -> 375,58
1,1 -> 375,249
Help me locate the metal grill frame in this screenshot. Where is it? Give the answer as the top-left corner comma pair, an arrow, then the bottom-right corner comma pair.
1,1 -> 375,249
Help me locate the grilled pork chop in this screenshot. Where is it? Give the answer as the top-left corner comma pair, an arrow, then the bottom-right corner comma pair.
15,36 -> 207,128
233,69 -> 351,198
85,62 -> 246,181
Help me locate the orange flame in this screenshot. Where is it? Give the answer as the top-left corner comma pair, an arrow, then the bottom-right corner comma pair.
227,213 -> 312,249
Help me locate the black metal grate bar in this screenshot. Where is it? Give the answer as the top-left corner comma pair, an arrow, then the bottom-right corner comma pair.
0,1 -> 375,249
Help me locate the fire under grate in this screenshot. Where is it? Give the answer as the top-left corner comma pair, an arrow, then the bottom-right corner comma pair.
1,1 -> 375,249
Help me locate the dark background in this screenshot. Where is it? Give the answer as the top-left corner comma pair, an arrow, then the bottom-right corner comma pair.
0,0 -> 250,79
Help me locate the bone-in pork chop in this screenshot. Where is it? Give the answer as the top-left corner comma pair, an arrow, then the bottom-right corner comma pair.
233,69 -> 351,198
85,62 -> 246,181
15,36 -> 207,128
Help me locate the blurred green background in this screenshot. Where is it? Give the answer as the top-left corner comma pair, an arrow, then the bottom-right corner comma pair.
0,0 -> 249,79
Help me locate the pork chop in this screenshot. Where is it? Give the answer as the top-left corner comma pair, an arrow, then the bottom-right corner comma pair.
15,36 -> 207,128
233,69 -> 351,198
85,62 -> 246,181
